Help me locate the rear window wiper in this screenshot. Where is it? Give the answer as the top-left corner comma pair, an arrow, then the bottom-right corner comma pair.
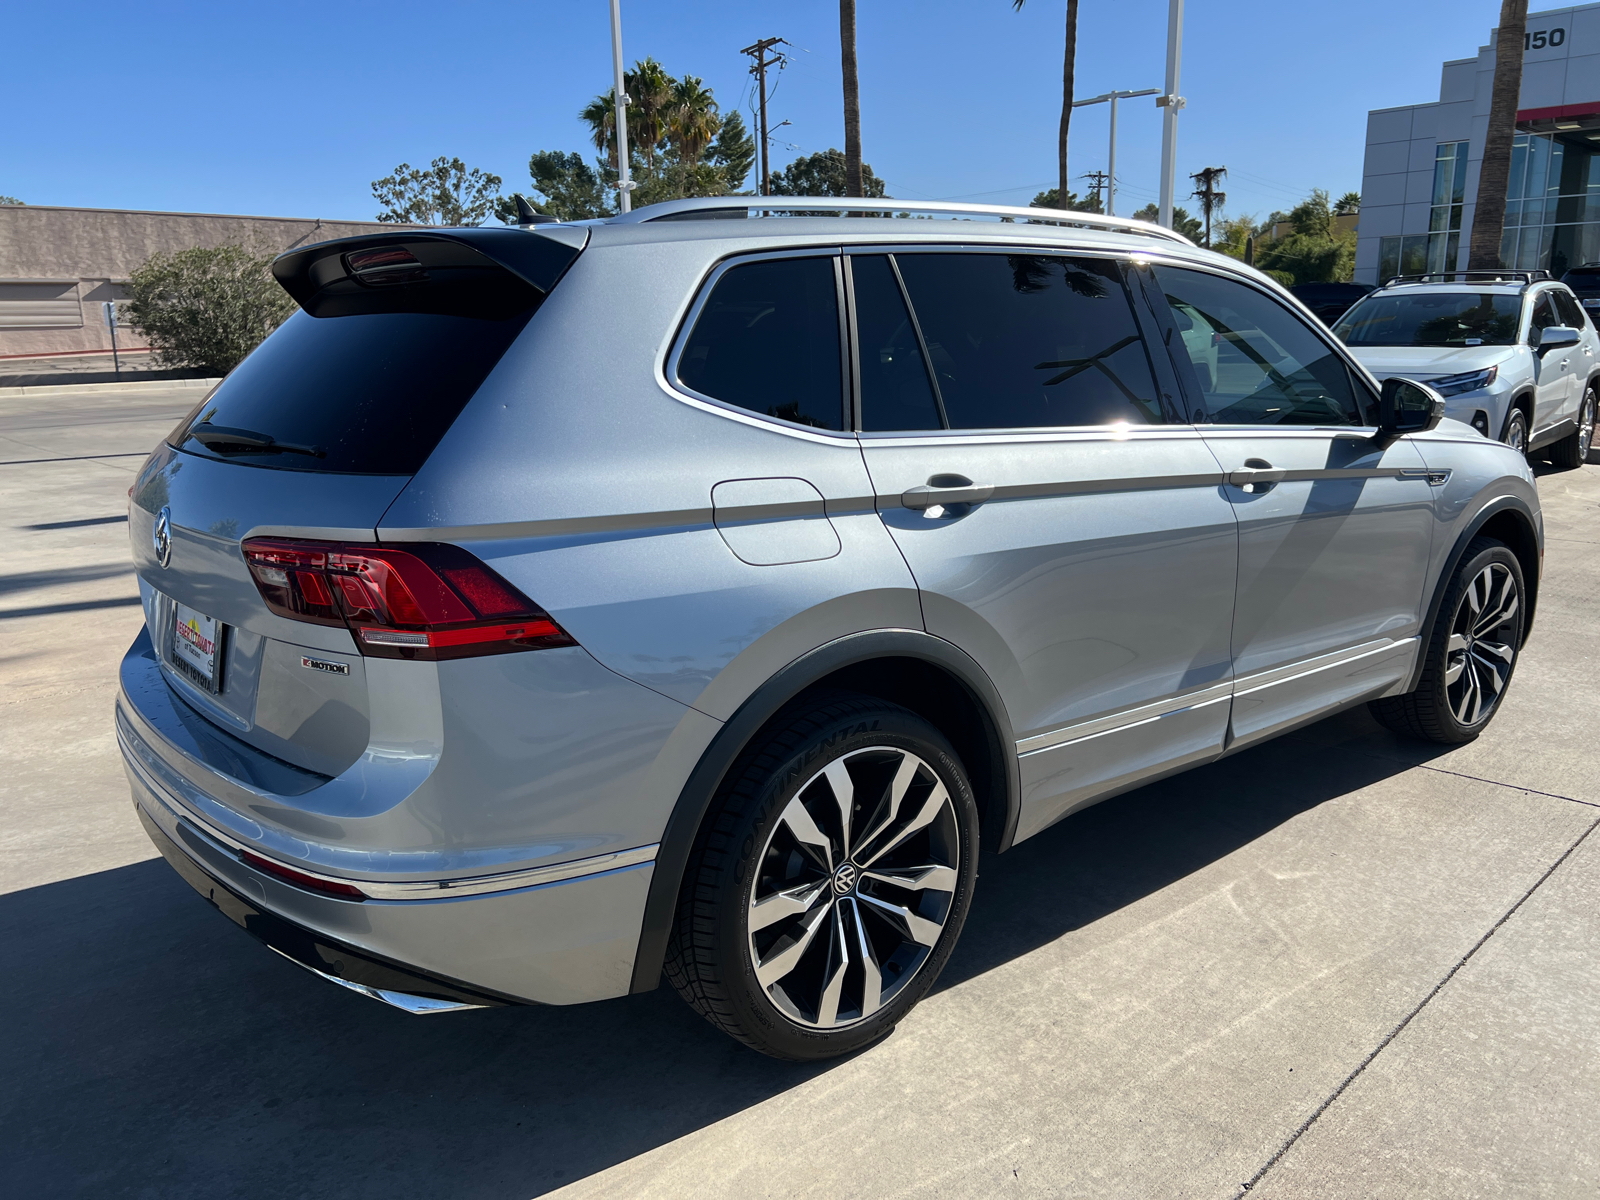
186,423 -> 326,459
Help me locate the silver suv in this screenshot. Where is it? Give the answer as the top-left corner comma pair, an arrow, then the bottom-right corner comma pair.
121,199 -> 1543,1059
1335,272 -> 1598,465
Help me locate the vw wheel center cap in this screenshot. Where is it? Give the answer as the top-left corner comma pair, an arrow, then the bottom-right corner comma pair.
832,861 -> 858,895
153,505 -> 172,568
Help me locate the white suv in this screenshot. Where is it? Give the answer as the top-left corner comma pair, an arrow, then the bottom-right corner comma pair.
1334,272 -> 1597,466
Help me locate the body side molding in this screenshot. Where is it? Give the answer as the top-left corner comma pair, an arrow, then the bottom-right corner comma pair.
628,629 -> 1019,994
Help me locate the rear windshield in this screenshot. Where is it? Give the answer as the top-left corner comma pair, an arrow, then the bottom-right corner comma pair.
170,308 -> 533,474
1563,268 -> 1600,286
1332,291 -> 1521,347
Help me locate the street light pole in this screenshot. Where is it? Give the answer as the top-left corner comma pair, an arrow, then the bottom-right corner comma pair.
1157,0 -> 1185,229
1070,87 -> 1157,217
609,0 -> 632,214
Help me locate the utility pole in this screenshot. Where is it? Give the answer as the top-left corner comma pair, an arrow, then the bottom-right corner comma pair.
609,0 -> 633,213
740,37 -> 789,197
1190,166 -> 1227,247
1071,86 -> 1158,216
1080,171 -> 1110,212
1157,0 -> 1185,228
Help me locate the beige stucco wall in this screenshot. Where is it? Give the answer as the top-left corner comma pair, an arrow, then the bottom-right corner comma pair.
0,205 -> 414,358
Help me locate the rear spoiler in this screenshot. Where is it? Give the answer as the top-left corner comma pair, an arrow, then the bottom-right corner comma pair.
272,226 -> 588,318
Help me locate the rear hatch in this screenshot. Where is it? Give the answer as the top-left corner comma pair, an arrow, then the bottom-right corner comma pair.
128,227 -> 584,776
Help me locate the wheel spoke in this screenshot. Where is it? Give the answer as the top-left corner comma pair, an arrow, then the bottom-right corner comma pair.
850,900 -> 882,1018
1448,632 -> 1469,655
778,796 -> 832,872
814,904 -> 850,1027
823,759 -> 856,860
1466,569 -> 1490,618
1473,639 -> 1515,664
1471,649 -> 1508,694
755,895 -> 833,988
858,781 -> 950,868
862,862 -> 958,894
853,753 -> 921,860
1474,585 -> 1517,635
858,891 -> 944,946
750,878 -> 830,934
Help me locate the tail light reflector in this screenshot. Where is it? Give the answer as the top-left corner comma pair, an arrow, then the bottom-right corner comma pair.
240,848 -> 367,900
240,537 -> 576,661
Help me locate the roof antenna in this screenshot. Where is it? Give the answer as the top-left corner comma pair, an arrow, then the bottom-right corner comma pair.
513,194 -> 556,226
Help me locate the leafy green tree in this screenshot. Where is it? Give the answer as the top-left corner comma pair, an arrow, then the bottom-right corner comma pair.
1255,188 -> 1356,283
0,196 -> 22,205
1210,213 -> 1259,260
496,152 -> 613,223
768,149 -> 888,198
1031,187 -> 1103,213
1133,202 -> 1202,242
124,243 -> 296,375
709,111 -> 756,192
1334,191 -> 1361,216
372,157 -> 502,226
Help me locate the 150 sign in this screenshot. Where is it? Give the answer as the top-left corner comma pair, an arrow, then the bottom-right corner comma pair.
1526,28 -> 1566,50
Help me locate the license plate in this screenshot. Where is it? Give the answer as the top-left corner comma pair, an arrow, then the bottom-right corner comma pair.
171,602 -> 225,693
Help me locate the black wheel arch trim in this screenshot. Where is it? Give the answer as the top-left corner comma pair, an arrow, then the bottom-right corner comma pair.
1404,494 -> 1541,694
629,629 -> 1020,994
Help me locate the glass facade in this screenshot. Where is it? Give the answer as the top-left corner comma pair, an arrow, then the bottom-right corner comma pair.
1377,141 -> 1468,281
1500,132 -> 1600,274
1376,134 -> 1600,281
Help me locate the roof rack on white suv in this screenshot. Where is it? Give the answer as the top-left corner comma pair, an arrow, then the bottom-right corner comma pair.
1381,269 -> 1551,288
607,195 -> 1193,245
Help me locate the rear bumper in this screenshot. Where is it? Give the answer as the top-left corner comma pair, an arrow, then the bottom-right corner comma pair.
123,700 -> 656,1007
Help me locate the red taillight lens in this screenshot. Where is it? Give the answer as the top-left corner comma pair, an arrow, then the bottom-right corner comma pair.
241,537 -> 576,661
239,849 -> 367,899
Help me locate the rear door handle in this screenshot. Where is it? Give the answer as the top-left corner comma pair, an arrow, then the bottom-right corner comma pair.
901,475 -> 995,510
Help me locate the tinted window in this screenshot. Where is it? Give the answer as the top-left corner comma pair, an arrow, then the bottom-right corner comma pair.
852,255 -> 942,431
1333,291 -> 1521,347
894,253 -> 1162,429
1552,289 -> 1586,329
1156,266 -> 1364,426
678,257 -> 844,430
172,309 -> 533,474
1531,294 -> 1558,333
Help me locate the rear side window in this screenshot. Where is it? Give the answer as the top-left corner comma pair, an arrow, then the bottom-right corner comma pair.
677,257 -> 844,430
173,309 -> 534,474
1155,266 -> 1364,426
892,253 -> 1163,429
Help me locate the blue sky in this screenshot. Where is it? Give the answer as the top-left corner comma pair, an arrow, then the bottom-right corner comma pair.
3,0 -> 1507,225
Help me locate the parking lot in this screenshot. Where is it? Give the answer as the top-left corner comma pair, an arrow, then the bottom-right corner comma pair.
2,380 -> 1596,1198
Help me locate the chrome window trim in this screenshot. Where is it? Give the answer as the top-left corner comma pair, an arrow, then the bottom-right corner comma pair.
1015,637 -> 1418,757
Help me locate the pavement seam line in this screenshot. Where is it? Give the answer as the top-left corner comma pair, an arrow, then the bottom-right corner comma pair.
1340,743 -> 1594,808
1234,813 -> 1600,1196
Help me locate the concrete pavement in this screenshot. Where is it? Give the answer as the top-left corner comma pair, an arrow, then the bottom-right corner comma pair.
1,382 -> 1596,1198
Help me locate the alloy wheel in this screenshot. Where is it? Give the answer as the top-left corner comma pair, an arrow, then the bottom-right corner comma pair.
1505,411 -> 1527,454
1580,387 -> 1596,460
1445,562 -> 1519,726
746,746 -> 960,1030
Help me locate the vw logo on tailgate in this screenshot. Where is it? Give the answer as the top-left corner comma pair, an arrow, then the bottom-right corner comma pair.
153,506 -> 172,568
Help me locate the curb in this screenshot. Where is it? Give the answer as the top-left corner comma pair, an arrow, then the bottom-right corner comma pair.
0,377 -> 221,400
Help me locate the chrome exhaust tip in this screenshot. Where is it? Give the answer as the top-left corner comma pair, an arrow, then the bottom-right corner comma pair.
270,948 -> 486,1015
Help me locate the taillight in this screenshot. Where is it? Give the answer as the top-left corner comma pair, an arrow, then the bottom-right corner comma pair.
239,848 -> 367,899
241,537 -> 576,661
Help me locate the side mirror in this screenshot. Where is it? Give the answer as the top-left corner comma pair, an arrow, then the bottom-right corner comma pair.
1375,377 -> 1445,447
1534,324 -> 1580,352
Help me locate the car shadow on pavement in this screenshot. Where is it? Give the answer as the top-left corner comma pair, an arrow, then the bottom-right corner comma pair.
0,707 -> 1445,1200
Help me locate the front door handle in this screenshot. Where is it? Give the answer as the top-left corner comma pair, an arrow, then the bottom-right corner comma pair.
1227,458 -> 1287,493
901,474 -> 995,510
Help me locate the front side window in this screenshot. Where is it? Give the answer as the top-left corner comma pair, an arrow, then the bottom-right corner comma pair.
1155,265 -> 1364,426
891,253 -> 1163,429
1530,293 -> 1559,338
852,255 -> 944,431
1333,291 -> 1521,347
677,256 -> 844,431
1553,288 -> 1587,328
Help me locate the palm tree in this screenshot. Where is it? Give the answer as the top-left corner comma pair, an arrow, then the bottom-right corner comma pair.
626,58 -> 673,178
669,74 -> 721,167
1468,0 -> 1529,270
1013,0 -> 1078,207
840,0 -> 864,197
580,91 -> 621,174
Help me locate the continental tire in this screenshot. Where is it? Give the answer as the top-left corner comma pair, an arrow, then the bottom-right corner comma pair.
663,694 -> 979,1060
1369,538 -> 1525,744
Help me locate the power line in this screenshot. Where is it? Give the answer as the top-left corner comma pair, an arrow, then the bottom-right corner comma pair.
739,36 -> 789,196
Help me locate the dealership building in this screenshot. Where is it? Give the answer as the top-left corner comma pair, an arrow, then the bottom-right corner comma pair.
1357,3 -> 1600,283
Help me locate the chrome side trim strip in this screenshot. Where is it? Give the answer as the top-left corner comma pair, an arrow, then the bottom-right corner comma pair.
1015,637 -> 1418,758
1016,680 -> 1234,757
125,737 -> 660,901
1231,638 -> 1414,697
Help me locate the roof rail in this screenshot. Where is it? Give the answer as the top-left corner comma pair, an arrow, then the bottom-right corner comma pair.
1381,269 -> 1551,287
607,196 -> 1194,245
